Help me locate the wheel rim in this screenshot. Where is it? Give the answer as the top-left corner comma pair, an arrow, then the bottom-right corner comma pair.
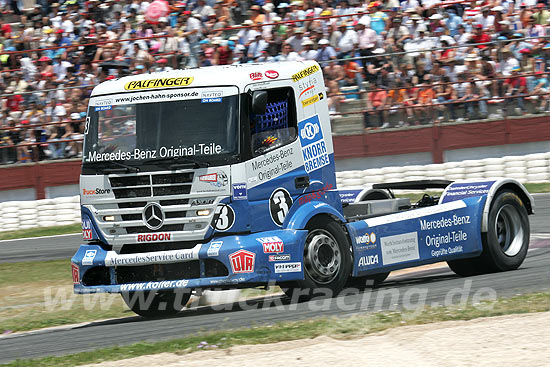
494,204 -> 524,257
304,229 -> 341,284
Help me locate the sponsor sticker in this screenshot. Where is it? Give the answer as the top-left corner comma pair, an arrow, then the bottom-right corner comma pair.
298,77 -> 318,99
298,115 -> 330,173
71,263 -> 80,284
191,198 -> 215,206
120,279 -> 189,291
82,218 -> 93,240
358,254 -> 379,267
82,249 -> 97,266
207,241 -> 223,257
440,181 -> 495,203
269,188 -> 293,226
232,183 -> 247,200
292,64 -> 320,82
124,77 -> 194,90
136,233 -> 172,242
265,70 -> 279,79
250,72 -> 263,81
380,231 -> 419,265
94,105 -> 112,112
298,183 -> 333,205
199,172 -> 228,187
82,188 -> 111,196
274,262 -> 302,273
301,92 -> 324,108
104,248 -> 199,266
269,254 -> 291,262
229,249 -> 255,273
201,97 -> 222,103
257,236 -> 284,253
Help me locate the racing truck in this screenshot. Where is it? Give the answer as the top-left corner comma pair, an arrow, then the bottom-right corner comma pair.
73,61 -> 533,317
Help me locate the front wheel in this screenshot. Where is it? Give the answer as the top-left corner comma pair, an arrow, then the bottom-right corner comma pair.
448,190 -> 529,276
122,289 -> 191,318
282,216 -> 352,301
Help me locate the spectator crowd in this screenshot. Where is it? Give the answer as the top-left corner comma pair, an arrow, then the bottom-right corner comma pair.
1,0 -> 550,163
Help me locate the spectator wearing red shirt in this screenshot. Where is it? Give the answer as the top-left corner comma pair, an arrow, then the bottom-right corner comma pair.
504,65 -> 527,116
0,18 -> 11,38
471,24 -> 491,49
5,88 -> 23,118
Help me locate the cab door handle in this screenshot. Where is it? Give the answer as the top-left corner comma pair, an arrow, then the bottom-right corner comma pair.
295,176 -> 309,189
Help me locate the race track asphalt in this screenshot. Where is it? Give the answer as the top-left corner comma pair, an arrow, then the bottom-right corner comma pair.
0,194 -> 549,363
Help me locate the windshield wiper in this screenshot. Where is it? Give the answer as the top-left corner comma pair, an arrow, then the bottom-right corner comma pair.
143,156 -> 210,168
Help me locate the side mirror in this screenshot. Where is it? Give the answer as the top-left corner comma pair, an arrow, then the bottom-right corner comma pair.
251,91 -> 267,115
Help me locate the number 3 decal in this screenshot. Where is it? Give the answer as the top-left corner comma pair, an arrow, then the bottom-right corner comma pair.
269,188 -> 293,226
211,204 -> 235,231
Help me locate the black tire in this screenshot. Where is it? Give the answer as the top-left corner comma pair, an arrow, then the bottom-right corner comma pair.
282,216 -> 352,302
448,190 -> 529,276
122,289 -> 191,318
346,272 -> 390,290
447,257 -> 483,277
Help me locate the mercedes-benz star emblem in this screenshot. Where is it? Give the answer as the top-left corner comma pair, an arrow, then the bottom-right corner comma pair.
142,202 -> 165,230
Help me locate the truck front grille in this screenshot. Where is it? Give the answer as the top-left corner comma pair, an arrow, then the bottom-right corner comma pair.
87,170 -> 223,242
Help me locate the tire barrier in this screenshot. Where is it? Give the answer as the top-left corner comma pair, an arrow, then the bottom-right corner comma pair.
0,151 -> 548,232
336,152 -> 550,189
0,195 -> 80,232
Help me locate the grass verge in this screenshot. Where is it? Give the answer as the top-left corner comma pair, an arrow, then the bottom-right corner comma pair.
0,224 -> 81,241
3,292 -> 550,367
0,260 -> 130,333
0,260 -> 281,334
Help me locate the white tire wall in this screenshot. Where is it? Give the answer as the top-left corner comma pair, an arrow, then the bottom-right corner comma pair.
336,153 -> 547,190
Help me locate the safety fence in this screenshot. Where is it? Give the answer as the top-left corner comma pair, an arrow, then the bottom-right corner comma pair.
1,151 -> 548,232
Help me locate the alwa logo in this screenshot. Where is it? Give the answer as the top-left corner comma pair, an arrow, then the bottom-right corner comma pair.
300,121 -> 320,141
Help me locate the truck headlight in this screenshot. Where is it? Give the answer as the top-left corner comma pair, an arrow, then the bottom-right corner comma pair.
103,215 -> 115,221
196,209 -> 210,216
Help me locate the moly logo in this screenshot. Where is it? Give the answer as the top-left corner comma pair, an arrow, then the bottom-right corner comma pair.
257,236 -> 284,253
82,218 -> 93,240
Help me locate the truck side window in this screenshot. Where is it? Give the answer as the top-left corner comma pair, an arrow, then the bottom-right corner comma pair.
250,87 -> 297,156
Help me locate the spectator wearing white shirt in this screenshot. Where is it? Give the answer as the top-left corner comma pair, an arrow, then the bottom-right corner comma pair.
247,33 -> 268,61
473,6 -> 495,29
337,22 -> 358,57
300,39 -> 317,60
286,28 -> 309,53
276,42 -> 302,62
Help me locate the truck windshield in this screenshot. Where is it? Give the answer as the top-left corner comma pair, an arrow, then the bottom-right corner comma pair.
83,87 -> 239,167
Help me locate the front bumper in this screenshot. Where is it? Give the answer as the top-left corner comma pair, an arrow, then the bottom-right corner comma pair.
71,229 -> 307,294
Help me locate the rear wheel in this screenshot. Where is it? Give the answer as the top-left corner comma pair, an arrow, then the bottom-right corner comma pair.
448,190 -> 529,276
122,289 -> 191,318
282,216 -> 352,301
